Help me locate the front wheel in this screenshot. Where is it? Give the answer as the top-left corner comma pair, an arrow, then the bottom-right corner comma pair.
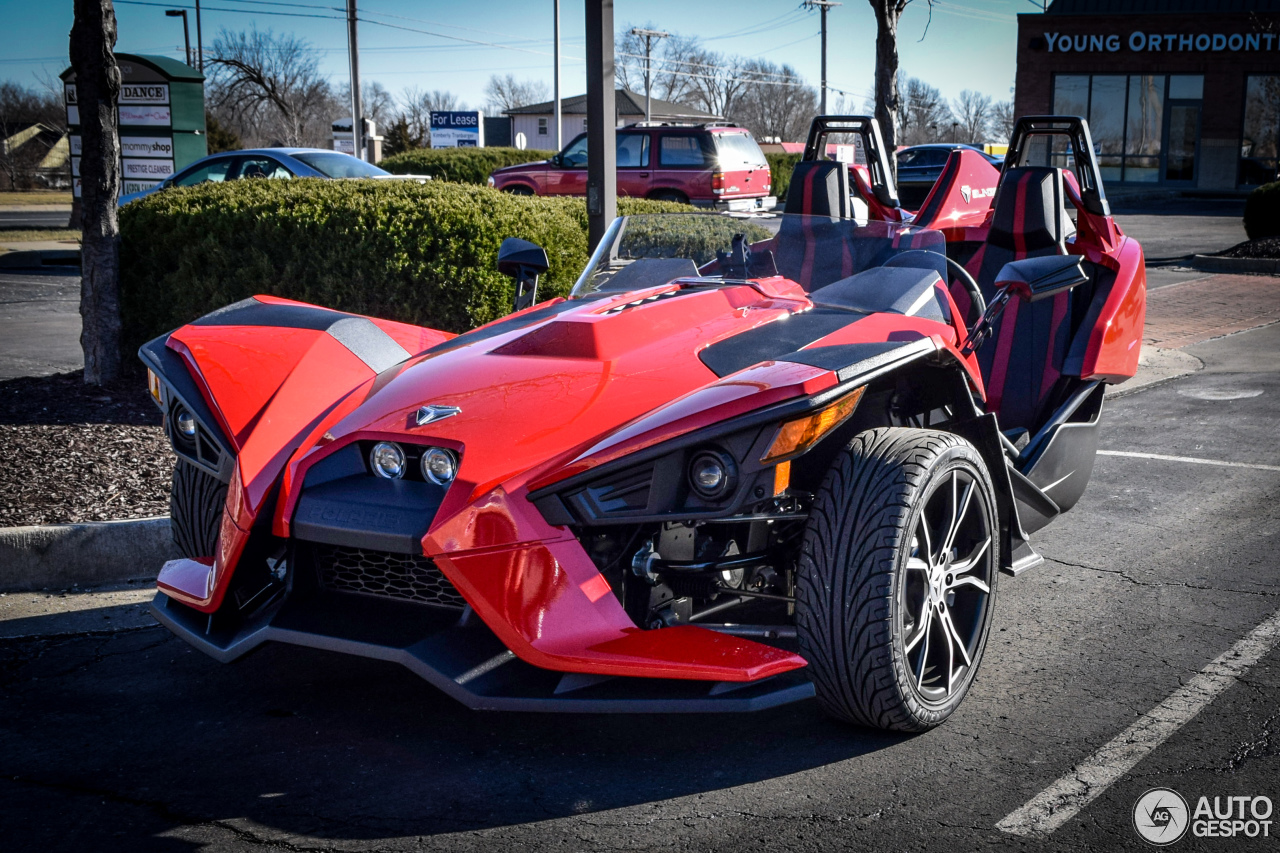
796,428 -> 999,731
502,185 -> 535,196
170,458 -> 227,559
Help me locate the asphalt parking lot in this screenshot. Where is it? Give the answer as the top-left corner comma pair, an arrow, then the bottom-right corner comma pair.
3,288 -> 1279,852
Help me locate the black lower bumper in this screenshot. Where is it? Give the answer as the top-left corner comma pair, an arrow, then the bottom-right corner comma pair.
150,589 -> 815,713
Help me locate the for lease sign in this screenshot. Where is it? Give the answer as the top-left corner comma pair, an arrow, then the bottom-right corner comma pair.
430,110 -> 485,148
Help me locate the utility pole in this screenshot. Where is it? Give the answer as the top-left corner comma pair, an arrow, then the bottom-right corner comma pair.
195,0 -> 203,71
346,0 -> 363,160
553,0 -> 561,150
629,27 -> 668,123
803,0 -> 841,114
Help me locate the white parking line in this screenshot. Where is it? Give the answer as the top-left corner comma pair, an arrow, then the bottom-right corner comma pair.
995,605 -> 1280,837
1097,450 -> 1280,472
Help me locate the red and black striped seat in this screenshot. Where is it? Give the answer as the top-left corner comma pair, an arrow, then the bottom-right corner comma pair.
960,166 -> 1085,431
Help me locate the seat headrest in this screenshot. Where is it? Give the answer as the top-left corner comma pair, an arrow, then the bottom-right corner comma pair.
785,161 -> 851,219
988,167 -> 1069,254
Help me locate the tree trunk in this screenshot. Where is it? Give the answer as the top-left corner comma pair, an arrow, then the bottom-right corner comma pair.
871,2 -> 902,179
69,0 -> 122,385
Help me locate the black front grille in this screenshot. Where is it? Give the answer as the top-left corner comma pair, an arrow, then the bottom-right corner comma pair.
311,544 -> 467,609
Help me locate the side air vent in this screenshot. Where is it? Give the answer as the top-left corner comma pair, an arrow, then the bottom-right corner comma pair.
600,289 -> 687,315
568,460 -> 655,515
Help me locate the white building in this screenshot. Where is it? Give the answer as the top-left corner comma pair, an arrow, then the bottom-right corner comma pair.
506,89 -> 719,151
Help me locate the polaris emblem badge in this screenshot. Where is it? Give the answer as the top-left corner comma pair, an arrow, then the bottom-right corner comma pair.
415,404 -> 461,426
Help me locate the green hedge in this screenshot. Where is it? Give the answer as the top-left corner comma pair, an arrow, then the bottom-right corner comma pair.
378,147 -> 555,185
766,152 -> 803,203
1244,181 -> 1280,240
119,179 -> 688,354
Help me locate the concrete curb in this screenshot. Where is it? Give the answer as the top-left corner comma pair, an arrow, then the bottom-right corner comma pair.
1107,346 -> 1203,399
1191,254 -> 1280,276
0,516 -> 175,592
0,248 -> 80,269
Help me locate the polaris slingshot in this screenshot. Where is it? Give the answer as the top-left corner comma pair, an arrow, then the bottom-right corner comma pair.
142,117 -> 1145,731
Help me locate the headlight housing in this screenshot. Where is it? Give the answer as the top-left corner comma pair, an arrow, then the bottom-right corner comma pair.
421,447 -> 458,486
370,441 -> 407,479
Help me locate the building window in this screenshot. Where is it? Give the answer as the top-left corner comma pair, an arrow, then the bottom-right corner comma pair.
538,117 -> 547,135
1241,76 -> 1280,186
583,118 -> 589,130
1052,74 -> 1202,184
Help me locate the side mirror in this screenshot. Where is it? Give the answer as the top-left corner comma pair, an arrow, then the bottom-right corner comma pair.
995,255 -> 1089,302
497,237 -> 550,313
550,153 -> 562,167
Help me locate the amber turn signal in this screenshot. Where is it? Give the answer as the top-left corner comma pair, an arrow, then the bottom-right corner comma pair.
147,369 -> 162,404
760,386 -> 866,464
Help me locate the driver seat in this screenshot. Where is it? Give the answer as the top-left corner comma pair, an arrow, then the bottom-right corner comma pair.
961,166 -> 1083,431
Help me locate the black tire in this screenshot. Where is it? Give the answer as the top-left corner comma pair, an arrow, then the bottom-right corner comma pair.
170,458 -> 227,559
503,185 -> 535,196
651,190 -> 688,204
796,427 -> 999,731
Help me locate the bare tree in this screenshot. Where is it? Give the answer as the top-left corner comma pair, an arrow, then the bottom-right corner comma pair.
991,100 -> 1015,143
207,28 -> 337,147
729,61 -> 817,143
953,89 -> 993,144
69,0 -> 122,385
867,0 -> 934,168
616,26 -> 700,104
898,76 -> 951,145
399,87 -> 463,145
681,50 -> 749,118
483,74 -> 548,114
336,80 -> 394,129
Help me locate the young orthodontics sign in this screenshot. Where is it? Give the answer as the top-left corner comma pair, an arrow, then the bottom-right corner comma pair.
1044,31 -> 1280,53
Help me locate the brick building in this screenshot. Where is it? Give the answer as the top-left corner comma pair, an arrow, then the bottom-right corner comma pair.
1015,0 -> 1280,190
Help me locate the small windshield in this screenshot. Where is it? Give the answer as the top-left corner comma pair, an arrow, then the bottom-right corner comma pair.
292,151 -> 390,178
572,213 -> 946,297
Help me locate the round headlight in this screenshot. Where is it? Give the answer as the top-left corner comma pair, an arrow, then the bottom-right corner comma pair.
421,447 -> 457,486
689,450 -> 735,499
174,408 -> 197,438
370,441 -> 406,479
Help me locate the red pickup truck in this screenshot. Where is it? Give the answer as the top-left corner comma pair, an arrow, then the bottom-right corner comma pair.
488,123 -> 776,212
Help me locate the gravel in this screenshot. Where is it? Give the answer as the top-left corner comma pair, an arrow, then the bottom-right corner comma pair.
0,370 -> 173,527
1215,236 -> 1280,258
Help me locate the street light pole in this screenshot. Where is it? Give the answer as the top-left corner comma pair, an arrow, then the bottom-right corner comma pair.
194,0 -> 204,72
553,0 -> 561,150
629,27 -> 668,123
585,0 -> 615,251
803,0 -> 841,114
164,9 -> 190,67
346,0 -> 363,160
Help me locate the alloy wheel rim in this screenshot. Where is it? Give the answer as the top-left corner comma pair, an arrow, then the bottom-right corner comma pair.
900,467 -> 994,704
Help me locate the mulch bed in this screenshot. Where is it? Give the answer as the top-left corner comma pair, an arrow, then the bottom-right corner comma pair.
0,370 -> 173,527
1215,237 -> 1280,259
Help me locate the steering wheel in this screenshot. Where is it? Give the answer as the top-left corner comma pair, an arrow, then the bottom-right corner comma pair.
883,250 -> 986,329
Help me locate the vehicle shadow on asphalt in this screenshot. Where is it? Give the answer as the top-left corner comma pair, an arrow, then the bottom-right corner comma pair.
1,629 -> 909,848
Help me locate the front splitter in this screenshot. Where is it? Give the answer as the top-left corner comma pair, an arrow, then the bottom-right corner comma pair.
151,589 -> 815,713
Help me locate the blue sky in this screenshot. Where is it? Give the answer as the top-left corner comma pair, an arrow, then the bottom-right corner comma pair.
2,0 -> 1023,114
